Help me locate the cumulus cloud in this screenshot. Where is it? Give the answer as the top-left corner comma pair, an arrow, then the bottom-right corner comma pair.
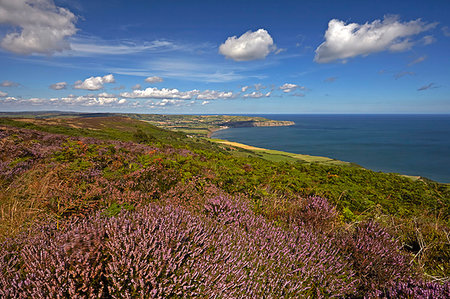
0,0 -> 77,55
196,90 -> 234,100
0,80 -> 20,87
121,87 -> 235,101
102,74 -> 115,83
201,101 -> 209,105
279,83 -> 305,93
243,91 -> 271,98
121,87 -> 196,100
74,74 -> 116,90
132,84 -> 142,90
0,94 -> 127,107
0,91 -> 7,97
408,56 -> 426,66
49,82 -> 67,90
314,16 -> 436,63
145,76 -> 163,83
241,85 -> 250,92
146,99 -> 185,108
417,83 -> 438,91
58,94 -> 126,106
394,71 -> 415,79
219,29 -> 276,61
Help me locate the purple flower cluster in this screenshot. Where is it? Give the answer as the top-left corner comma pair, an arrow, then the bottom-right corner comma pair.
1,195 -> 356,297
0,126 -> 64,182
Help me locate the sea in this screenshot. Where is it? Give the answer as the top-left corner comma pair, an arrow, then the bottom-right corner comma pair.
211,114 -> 450,183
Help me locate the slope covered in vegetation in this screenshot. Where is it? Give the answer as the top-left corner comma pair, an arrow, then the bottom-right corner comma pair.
0,116 -> 448,297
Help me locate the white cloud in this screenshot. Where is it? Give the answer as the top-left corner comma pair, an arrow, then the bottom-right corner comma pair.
408,56 -> 426,66
121,87 -> 197,100
279,83 -> 305,93
201,101 -> 209,105
2,96 -> 17,102
421,35 -> 435,45
314,16 -> 436,63
145,76 -> 163,83
97,92 -> 116,98
0,80 -> 20,87
0,0 -> 77,55
0,91 -> 7,97
112,57 -> 265,83
132,84 -> 142,90
241,84 -> 267,93
121,87 -> 235,101
219,29 -> 276,61
74,74 -> 115,90
243,91 -> 271,98
49,82 -> 67,90
59,94 -> 126,106
68,38 -> 177,56
196,90 -> 234,100
0,94 -> 127,107
102,74 -> 115,83
146,99 -> 185,108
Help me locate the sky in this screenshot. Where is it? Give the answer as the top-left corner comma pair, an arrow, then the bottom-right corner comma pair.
0,0 -> 449,114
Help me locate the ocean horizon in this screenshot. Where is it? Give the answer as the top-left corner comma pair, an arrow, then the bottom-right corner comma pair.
211,114 -> 450,183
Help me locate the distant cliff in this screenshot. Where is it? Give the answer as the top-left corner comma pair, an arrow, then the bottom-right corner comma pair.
224,120 -> 295,128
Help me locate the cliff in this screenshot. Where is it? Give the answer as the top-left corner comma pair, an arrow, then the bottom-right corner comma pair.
224,120 -> 295,128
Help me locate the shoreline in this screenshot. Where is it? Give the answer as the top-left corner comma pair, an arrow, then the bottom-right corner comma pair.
207,126 -> 229,138
208,137 -> 354,166
209,137 -> 428,182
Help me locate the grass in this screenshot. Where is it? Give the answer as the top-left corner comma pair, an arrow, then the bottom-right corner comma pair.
209,138 -> 355,165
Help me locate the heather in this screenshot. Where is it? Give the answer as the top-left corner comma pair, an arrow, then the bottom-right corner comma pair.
0,118 -> 449,296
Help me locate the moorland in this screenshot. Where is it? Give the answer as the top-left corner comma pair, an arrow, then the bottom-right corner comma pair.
0,113 -> 448,297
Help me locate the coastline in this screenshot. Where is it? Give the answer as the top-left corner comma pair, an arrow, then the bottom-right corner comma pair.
207,126 -> 229,138
208,137 -> 354,166
209,115 -> 450,183
209,137 -> 429,182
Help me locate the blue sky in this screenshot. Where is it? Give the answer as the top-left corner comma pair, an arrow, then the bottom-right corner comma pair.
0,0 -> 449,114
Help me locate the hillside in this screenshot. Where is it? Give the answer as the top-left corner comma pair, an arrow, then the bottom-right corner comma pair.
0,116 -> 448,297
0,112 -> 295,137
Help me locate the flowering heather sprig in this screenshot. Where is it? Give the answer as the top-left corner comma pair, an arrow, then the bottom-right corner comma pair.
383,279 -> 450,298
0,198 -> 357,298
285,196 -> 339,232
0,127 -> 65,182
336,220 -> 414,295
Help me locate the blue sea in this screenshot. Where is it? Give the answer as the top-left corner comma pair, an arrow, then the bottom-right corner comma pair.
211,115 -> 450,183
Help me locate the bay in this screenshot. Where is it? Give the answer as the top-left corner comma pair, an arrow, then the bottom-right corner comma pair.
211,114 -> 450,183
